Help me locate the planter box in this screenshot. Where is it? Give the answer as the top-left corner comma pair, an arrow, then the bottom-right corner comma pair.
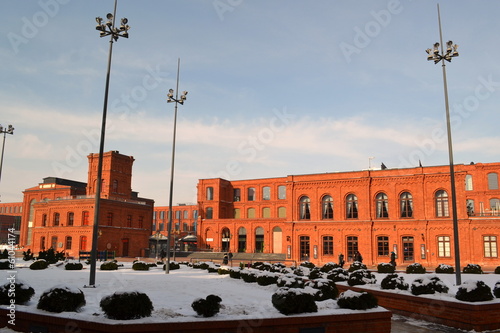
337,284 -> 500,332
0,308 -> 391,333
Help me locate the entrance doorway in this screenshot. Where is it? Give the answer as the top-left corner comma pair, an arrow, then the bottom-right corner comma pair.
402,236 -> 414,262
300,236 -> 310,261
122,238 -> 129,257
347,236 -> 358,262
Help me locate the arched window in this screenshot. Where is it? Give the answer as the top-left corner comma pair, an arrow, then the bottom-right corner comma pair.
40,236 -> 46,250
299,196 -> 311,220
247,208 -> 255,218
65,236 -> 72,250
255,227 -> 264,253
278,206 -> 286,218
80,236 -> 87,251
247,187 -> 255,201
375,193 -> 389,218
184,210 -> 189,219
435,190 -> 449,217
112,179 -> 118,193
321,195 -> 333,220
490,198 -> 500,213
465,175 -> 473,191
68,212 -> 74,226
82,211 -> 90,226
41,214 -> 47,227
238,227 -> 247,252
262,207 -> 271,218
205,207 -> 213,219
346,194 -> 358,219
262,186 -> 271,200
206,187 -> 214,200
53,212 -> 60,226
107,212 -> 113,226
488,173 -> 499,190
400,192 -> 413,218
234,208 -> 241,219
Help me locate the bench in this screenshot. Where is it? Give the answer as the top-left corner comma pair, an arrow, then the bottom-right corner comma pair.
79,251 -> 116,262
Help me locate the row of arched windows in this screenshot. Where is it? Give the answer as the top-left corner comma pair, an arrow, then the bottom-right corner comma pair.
298,191 -> 451,220
40,211 -> 89,227
40,235 -> 87,251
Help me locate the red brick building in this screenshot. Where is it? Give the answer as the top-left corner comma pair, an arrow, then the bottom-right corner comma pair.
196,162 -> 500,267
18,151 -> 154,258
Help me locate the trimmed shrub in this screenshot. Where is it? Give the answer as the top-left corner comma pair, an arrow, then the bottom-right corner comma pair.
0,280 -> 35,305
271,287 -> 317,315
347,269 -> 376,286
37,286 -> 86,313
308,267 -> 323,280
380,274 -> 409,291
494,266 -> 500,274
300,261 -> 315,269
320,262 -> 340,273
229,268 -> 241,279
256,272 -> 279,286
192,262 -> 209,270
306,279 -> 339,301
348,261 -> 367,272
270,263 -> 287,273
207,265 -> 219,273
276,274 -> 306,288
191,294 -> 222,317
218,267 -> 231,275
147,263 -> 157,268
163,261 -> 180,271
0,260 -> 11,270
455,280 -> 493,302
326,268 -> 349,282
132,261 -> 149,271
30,259 -> 49,270
252,262 -> 273,271
435,264 -> 454,274
240,270 -> 258,283
23,249 -> 34,261
293,266 -> 309,277
337,290 -> 378,310
65,262 -> 83,271
406,263 -> 426,274
100,291 -> 153,320
463,264 -> 483,274
377,263 -> 395,274
100,261 -> 118,271
411,276 -> 449,295
493,281 -> 500,298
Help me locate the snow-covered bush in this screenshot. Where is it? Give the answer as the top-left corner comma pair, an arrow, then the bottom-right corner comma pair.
411,276 -> 449,295
192,262 -> 210,270
191,294 -> 222,317
37,285 -> 86,313
229,267 -> 241,279
347,269 -> 376,286
29,259 -> 48,270
100,261 -> 118,270
276,273 -> 306,288
270,262 -> 287,273
305,278 -> 339,301
0,280 -> 35,305
494,266 -> 500,274
0,260 -> 10,270
455,280 -> 493,302
494,281 -> 500,298
240,270 -> 258,283
217,267 -> 231,275
320,262 -> 340,273
207,263 -> 220,273
348,261 -> 367,272
65,262 -> 83,270
380,274 -> 409,291
256,271 -> 279,286
252,262 -> 272,271
326,267 -> 349,282
308,267 -> 323,280
377,262 -> 395,273
271,287 -> 317,315
337,290 -> 378,310
300,261 -> 316,269
435,264 -> 454,274
163,261 -> 180,271
100,291 -> 153,320
293,265 -> 310,277
406,263 -> 426,274
147,263 -> 157,268
463,264 -> 483,274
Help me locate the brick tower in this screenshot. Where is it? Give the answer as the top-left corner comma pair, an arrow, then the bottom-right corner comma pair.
87,150 -> 134,199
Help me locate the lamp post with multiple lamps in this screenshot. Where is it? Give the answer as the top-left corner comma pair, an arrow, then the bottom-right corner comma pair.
165,59 -> 188,274
0,124 -> 14,186
426,4 -> 461,285
88,0 -> 130,287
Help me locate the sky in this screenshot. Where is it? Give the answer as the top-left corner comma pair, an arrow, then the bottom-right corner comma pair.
1,0 -> 499,206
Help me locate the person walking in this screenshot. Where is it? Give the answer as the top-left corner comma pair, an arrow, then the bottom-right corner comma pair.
338,253 -> 345,268
390,251 -> 396,268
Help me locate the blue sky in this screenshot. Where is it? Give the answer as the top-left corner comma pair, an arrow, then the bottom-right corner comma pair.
1,0 -> 499,206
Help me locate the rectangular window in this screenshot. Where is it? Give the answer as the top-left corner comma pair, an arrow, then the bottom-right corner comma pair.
68,212 -> 74,226
437,236 -> 451,257
377,236 -> 389,256
138,216 -> 144,229
65,236 -> 72,250
347,236 -> 358,262
234,208 -> 241,219
107,212 -> 113,226
233,188 -> 241,202
206,187 -> 214,200
127,215 -> 132,227
82,211 -> 89,226
484,235 -> 498,258
488,173 -> 499,190
322,236 -> 334,255
247,187 -> 255,201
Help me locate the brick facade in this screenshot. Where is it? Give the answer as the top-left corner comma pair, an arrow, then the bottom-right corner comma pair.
196,162 -> 500,267
18,151 -> 154,258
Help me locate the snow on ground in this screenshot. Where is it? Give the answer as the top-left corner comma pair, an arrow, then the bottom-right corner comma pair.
2,259 -> 500,332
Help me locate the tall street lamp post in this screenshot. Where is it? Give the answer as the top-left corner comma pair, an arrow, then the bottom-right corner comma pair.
426,4 -> 461,285
165,58 -> 188,274
0,124 -> 14,186
88,0 -> 130,287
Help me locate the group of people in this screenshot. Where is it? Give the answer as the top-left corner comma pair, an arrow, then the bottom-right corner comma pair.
337,251 -> 396,268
